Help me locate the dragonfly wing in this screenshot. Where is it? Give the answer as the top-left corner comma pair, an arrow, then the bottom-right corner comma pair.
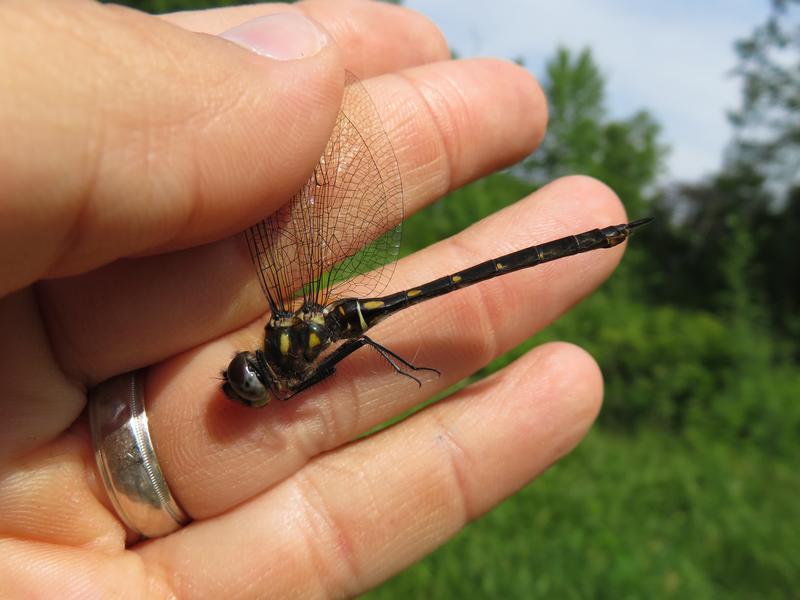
244,73 -> 403,314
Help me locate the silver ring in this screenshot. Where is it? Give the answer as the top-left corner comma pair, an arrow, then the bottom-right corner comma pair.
89,370 -> 190,538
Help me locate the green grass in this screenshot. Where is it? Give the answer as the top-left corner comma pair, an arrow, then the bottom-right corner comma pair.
364,428 -> 800,599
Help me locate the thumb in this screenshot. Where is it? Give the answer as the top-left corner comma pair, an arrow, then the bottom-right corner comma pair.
0,1 -> 342,296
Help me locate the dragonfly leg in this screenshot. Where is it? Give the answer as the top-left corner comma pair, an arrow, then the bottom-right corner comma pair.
286,336 -> 440,399
361,336 -> 441,386
284,338 -> 368,399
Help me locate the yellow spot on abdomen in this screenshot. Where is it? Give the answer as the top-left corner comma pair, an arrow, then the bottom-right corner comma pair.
362,300 -> 385,310
496,262 -> 506,270
406,289 -> 421,298
452,275 -> 462,283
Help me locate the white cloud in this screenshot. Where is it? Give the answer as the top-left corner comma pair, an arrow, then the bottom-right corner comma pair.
405,0 -> 768,181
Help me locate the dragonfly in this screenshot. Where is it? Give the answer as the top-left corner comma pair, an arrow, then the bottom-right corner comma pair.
222,75 -> 652,408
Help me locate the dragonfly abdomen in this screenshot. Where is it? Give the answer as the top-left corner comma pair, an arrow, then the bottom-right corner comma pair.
330,220 -> 650,335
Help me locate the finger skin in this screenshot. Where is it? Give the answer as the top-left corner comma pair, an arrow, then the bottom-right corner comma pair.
0,538 -> 160,599
135,342 -> 603,598
0,432 -> 145,595
38,58 -> 546,381
163,0 -> 450,77
0,289 -> 84,460
0,0 -> 344,296
144,175 -> 624,517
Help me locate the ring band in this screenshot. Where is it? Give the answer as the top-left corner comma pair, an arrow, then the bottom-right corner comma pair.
89,371 -> 190,538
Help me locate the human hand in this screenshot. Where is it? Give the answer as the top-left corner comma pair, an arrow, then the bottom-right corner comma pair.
0,0 -> 625,596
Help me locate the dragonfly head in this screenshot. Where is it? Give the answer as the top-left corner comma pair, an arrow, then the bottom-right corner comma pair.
222,351 -> 271,408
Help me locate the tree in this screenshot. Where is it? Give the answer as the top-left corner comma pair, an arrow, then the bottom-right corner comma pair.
728,0 -> 800,197
525,47 -> 666,219
657,1 -> 800,338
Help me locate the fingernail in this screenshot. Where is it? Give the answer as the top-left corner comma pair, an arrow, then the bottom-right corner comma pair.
220,13 -> 327,60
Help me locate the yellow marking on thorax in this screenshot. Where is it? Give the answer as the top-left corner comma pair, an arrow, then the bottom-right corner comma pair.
308,332 -> 321,349
279,332 -> 290,355
355,301 -> 368,331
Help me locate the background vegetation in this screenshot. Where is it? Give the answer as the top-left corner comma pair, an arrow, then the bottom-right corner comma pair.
109,0 -> 800,597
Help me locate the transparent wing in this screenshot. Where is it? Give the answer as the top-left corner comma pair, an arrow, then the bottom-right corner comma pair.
246,73 -> 403,315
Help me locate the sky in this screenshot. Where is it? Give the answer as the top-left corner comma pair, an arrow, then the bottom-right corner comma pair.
404,0 -> 769,182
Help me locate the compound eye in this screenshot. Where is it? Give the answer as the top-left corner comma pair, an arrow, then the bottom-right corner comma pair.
222,352 -> 269,407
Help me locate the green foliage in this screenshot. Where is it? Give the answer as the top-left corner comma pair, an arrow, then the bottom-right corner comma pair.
367,430 -> 800,599
641,1 -> 800,339
752,188 -> 800,339
462,280 -> 800,458
526,48 -> 606,180
637,166 -> 773,318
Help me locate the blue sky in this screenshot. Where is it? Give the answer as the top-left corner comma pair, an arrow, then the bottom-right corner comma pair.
405,0 -> 769,182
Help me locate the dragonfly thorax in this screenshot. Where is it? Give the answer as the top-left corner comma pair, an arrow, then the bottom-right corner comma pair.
264,305 -> 333,373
